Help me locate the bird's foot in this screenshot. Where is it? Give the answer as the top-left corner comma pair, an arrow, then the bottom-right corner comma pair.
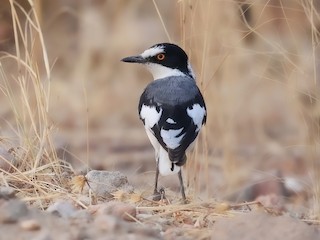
181,197 -> 188,204
153,187 -> 166,201
152,191 -> 161,201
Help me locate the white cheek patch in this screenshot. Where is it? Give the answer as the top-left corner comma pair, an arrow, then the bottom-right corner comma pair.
160,128 -> 185,149
187,104 -> 206,131
141,46 -> 164,58
145,63 -> 185,80
140,105 -> 162,129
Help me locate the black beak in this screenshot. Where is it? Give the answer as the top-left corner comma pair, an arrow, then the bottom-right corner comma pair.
121,55 -> 147,63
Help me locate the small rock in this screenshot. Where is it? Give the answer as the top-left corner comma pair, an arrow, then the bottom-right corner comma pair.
0,186 -> 16,199
0,199 -> 28,223
89,201 -> 136,222
163,227 -> 189,240
94,214 -> 161,239
0,146 -> 16,172
20,219 -> 41,231
132,225 -> 162,239
71,209 -> 92,221
255,194 -> 285,212
77,195 -> 91,206
231,171 -> 287,202
94,215 -> 119,232
84,170 -> 134,198
47,200 -> 78,218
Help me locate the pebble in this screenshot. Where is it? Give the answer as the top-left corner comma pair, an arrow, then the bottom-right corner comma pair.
94,215 -> 119,232
89,201 -> 136,222
47,200 -> 78,218
0,146 -> 16,172
0,199 -> 28,223
0,186 -> 16,199
20,219 -> 41,231
84,170 -> 134,198
94,214 -> 161,239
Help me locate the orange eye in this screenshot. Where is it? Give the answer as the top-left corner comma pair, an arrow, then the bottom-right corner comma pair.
156,53 -> 165,61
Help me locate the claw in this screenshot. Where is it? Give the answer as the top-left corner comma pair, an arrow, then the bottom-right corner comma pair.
152,191 -> 161,201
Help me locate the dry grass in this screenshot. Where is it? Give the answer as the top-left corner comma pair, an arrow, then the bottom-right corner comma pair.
0,0 -> 319,226
0,0 -> 71,209
155,0 -> 320,218
300,0 -> 320,218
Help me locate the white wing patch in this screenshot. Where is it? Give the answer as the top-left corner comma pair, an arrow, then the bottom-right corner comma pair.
187,104 -> 206,131
160,128 -> 185,149
140,105 -> 162,129
145,122 -> 181,176
166,118 -> 176,124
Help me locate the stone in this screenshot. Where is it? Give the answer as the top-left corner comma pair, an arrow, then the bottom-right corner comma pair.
89,201 -> 136,222
47,200 -> 78,218
0,186 -> 16,199
84,170 -> 134,198
20,219 -> 41,231
0,199 -> 29,223
0,146 -> 16,172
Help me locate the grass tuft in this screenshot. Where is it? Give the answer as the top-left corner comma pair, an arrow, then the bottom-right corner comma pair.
0,0 -> 72,209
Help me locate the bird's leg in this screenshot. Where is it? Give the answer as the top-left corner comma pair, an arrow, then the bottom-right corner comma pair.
153,159 -> 161,201
178,169 -> 187,204
154,160 -> 159,193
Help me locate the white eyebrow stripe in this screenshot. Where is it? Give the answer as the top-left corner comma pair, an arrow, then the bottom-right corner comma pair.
141,46 -> 164,58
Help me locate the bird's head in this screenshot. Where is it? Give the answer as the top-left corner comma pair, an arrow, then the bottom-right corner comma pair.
121,43 -> 195,80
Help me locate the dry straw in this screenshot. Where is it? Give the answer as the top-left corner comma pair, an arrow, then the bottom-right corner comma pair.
0,0 -> 72,208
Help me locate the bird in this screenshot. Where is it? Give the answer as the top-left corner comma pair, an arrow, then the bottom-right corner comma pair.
121,43 -> 207,203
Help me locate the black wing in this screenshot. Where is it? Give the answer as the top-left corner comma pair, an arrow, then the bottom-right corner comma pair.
139,86 -> 206,166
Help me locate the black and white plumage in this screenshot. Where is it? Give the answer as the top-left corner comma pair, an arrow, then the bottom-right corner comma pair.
122,43 -> 206,203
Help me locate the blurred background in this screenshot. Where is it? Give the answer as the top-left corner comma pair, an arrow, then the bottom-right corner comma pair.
0,0 -> 320,214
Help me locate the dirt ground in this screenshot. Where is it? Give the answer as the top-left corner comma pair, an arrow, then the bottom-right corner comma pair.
0,174 -> 319,240
0,0 -> 320,239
